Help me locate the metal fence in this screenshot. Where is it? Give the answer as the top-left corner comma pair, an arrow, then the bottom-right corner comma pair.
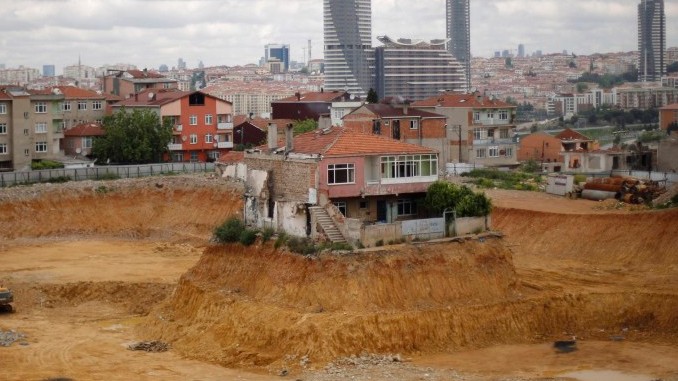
609,170 -> 678,186
0,162 -> 215,188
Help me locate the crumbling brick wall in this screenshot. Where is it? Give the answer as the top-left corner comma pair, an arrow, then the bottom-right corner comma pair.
245,154 -> 318,202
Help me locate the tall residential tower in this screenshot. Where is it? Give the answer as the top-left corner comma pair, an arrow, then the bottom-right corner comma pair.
638,0 -> 665,82
446,0 -> 471,91
323,0 -> 373,98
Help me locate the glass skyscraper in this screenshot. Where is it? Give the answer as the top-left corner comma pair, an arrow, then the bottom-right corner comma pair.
638,0 -> 665,82
446,0 -> 470,91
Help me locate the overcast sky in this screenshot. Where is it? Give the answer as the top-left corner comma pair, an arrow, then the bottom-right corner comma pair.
1,0 -> 676,73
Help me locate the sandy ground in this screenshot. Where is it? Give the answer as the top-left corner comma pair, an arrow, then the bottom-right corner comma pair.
1,185 -> 677,381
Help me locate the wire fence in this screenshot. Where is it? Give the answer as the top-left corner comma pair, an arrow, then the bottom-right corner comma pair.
0,162 -> 215,188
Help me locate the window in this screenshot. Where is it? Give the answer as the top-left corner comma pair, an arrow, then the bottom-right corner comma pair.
82,137 -> 93,149
188,93 -> 205,106
172,153 -> 184,162
0,103 -> 6,114
205,133 -> 213,143
489,146 -> 499,157
0,143 -> 6,154
190,151 -> 199,161
380,154 -> 438,179
372,120 -> 381,134
498,110 -> 509,120
359,200 -> 368,209
35,141 -> 47,153
24,149 -> 29,156
61,102 -> 71,111
205,114 -> 213,125
35,122 -> 47,133
504,147 -> 513,157
207,151 -> 220,160
473,111 -> 480,122
189,134 -> 198,144
327,163 -> 355,185
409,120 -> 419,130
77,101 -> 87,110
500,129 -> 510,139
334,201 -> 347,216
35,102 -> 47,113
396,199 -> 416,216
218,114 -> 232,123
92,101 -> 102,110
24,129 -> 29,136
487,111 -> 495,119
473,128 -> 486,140
189,115 -> 198,125
476,148 -> 486,158
0,123 -> 6,134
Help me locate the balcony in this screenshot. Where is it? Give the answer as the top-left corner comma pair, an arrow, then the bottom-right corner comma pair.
174,124 -> 183,132
168,143 -> 183,151
217,141 -> 233,149
473,138 -> 517,146
473,118 -> 511,126
217,122 -> 233,130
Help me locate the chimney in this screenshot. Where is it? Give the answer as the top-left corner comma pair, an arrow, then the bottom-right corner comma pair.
134,93 -> 138,101
268,123 -> 278,150
295,92 -> 301,101
285,123 -> 294,152
403,103 -> 409,115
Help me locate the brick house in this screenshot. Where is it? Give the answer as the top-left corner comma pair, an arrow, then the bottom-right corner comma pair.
111,89 -> 233,163
412,92 -> 519,168
102,69 -> 177,98
342,103 -> 448,165
243,125 -> 439,242
518,132 -> 563,165
271,90 -> 351,122
659,103 -> 678,132
63,122 -> 104,157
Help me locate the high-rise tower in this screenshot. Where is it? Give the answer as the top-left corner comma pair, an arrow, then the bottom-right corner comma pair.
446,0 -> 471,91
323,0 -> 373,98
638,0 -> 665,82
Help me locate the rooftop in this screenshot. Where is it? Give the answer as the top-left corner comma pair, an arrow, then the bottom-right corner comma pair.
412,92 -> 515,109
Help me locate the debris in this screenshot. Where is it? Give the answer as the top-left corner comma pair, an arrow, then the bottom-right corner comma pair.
0,329 -> 27,347
584,176 -> 665,205
553,340 -> 577,353
127,340 -> 169,352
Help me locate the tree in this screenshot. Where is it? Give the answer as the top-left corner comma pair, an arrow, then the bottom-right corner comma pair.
667,122 -> 678,136
92,107 -> 173,164
667,62 -> 678,74
576,83 -> 589,93
366,88 -> 379,104
293,119 -> 318,135
424,181 -> 492,217
530,123 -> 538,133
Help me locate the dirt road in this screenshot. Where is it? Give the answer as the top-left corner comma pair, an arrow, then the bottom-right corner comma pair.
1,176 -> 677,381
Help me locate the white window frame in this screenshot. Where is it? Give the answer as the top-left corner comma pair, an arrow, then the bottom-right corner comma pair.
35,122 -> 47,134
0,123 -> 6,134
504,147 -> 513,157
35,141 -> 48,153
205,133 -> 213,143
92,100 -> 102,110
189,134 -> 198,144
35,102 -> 47,113
498,110 -> 509,120
396,199 -> 416,216
327,163 -> 356,185
189,115 -> 198,125
380,154 -> 438,179
487,111 -> 495,119
488,146 -> 499,158
409,119 -> 418,130
333,201 -> 347,216
77,101 -> 87,110
473,111 -> 480,122
0,103 -> 6,114
0,143 -> 7,154
476,148 -> 486,158
205,114 -> 213,125
473,128 -> 486,140
82,137 -> 93,149
61,101 -> 71,112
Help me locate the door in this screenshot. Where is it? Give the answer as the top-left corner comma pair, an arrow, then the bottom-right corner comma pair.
377,200 -> 387,223
392,120 -> 400,140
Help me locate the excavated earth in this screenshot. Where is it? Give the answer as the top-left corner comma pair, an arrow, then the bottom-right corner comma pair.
0,175 -> 677,381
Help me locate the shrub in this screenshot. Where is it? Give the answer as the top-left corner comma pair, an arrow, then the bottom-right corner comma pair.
329,242 -> 353,251
375,239 -> 384,247
261,227 -> 275,242
274,232 -> 288,249
286,237 -> 318,256
95,185 -> 111,194
239,229 -> 258,246
46,176 -> 71,184
574,174 -> 587,184
31,160 -> 64,170
213,217 -> 246,243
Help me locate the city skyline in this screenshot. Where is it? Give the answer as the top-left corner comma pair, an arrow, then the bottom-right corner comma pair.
1,0 -> 677,73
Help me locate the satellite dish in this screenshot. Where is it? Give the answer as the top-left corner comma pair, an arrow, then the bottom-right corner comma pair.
182,135 -> 187,141
75,148 -> 82,154
148,92 -> 155,100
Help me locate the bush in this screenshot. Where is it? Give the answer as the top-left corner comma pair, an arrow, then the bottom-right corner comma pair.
375,239 -> 384,247
286,237 -> 318,256
31,160 -> 64,170
239,229 -> 258,246
213,217 -> 246,243
261,227 -> 275,242
574,174 -> 587,184
46,176 -> 71,184
274,232 -> 288,249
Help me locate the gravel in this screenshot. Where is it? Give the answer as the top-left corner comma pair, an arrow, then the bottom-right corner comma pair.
0,329 -> 27,347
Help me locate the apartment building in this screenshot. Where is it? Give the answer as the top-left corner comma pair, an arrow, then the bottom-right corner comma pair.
412,92 -> 519,167
0,67 -> 41,86
102,69 -> 177,97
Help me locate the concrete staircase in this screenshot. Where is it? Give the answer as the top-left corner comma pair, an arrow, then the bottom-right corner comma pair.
309,206 -> 347,244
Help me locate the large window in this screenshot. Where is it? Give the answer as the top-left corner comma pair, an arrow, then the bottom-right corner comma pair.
489,146 -> 499,157
35,102 -> 47,113
77,101 -> 87,110
500,128 -> 510,139
396,199 -> 416,216
498,110 -> 509,120
0,103 -> 6,114
61,102 -> 71,112
380,154 -> 437,179
504,147 -> 513,157
476,148 -> 486,158
82,137 -> 93,149
0,143 -> 6,154
35,122 -> 47,133
205,114 -> 213,125
0,123 -> 6,134
473,128 -> 486,140
189,134 -> 198,144
189,115 -> 197,125
205,133 -> 213,143
327,163 -> 355,185
35,141 -> 47,152
92,101 -> 102,110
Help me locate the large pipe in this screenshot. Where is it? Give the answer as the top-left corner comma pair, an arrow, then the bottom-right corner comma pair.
581,189 -> 618,201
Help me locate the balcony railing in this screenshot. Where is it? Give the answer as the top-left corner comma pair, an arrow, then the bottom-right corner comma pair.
217,142 -> 233,149
473,118 -> 511,126
217,122 -> 233,130
168,143 -> 183,151
473,137 -> 518,146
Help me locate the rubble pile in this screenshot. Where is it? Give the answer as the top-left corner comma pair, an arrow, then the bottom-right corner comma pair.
127,340 -> 169,352
584,176 -> 665,204
0,329 -> 27,347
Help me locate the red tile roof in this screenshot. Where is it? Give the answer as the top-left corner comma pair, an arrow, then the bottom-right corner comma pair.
276,91 -> 348,103
64,123 -> 105,137
360,104 -> 445,119
51,86 -> 104,99
555,128 -> 592,141
126,69 -> 166,79
661,103 -> 678,110
412,92 -> 515,109
290,127 -> 436,157
233,115 -> 271,130
113,89 -> 189,107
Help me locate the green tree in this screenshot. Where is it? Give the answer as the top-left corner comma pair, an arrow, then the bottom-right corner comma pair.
668,121 -> 678,136
366,88 -> 379,103
667,62 -> 678,74
530,123 -> 538,133
293,119 -> 318,135
92,107 -> 173,164
576,83 -> 589,93
424,181 -> 491,217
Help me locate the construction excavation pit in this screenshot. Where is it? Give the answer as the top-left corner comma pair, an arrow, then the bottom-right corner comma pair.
1,175 -> 677,381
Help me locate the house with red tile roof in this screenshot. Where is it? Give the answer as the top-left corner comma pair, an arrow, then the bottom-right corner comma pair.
102,69 -> 177,98
111,89 -> 234,163
412,92 -> 519,168
271,90 -> 352,122
63,122 -> 104,157
243,126 -> 439,244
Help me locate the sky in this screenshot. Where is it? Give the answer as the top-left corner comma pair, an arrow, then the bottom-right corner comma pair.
0,0 -> 676,74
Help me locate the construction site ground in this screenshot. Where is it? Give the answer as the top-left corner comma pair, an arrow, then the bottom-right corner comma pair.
0,175 -> 677,381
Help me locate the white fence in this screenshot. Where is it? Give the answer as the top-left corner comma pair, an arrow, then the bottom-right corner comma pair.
0,162 -> 215,187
